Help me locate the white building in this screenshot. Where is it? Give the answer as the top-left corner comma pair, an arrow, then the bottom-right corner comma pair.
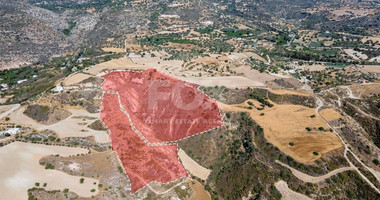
17,79 -> 27,84
1,128 -> 21,136
54,85 -> 64,93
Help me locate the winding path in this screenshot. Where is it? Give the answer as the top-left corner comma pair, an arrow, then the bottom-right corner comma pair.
316,96 -> 380,193
276,160 -> 353,183
274,180 -> 312,200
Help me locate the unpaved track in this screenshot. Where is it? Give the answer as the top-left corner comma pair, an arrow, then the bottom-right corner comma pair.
342,86 -> 360,99
276,160 -> 353,183
316,97 -> 380,193
274,180 -> 312,200
345,101 -> 380,121
178,148 -> 211,180
0,104 -> 20,119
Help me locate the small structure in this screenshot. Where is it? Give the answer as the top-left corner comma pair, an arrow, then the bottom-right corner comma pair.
1,128 -> 21,136
17,79 -> 27,84
0,83 -> 8,91
54,85 -> 64,93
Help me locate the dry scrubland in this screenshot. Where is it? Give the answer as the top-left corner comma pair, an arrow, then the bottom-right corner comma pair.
350,83 -> 380,97
218,97 -> 342,164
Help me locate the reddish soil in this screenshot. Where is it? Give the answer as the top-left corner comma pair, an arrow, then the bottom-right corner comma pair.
100,68 -> 222,193
102,68 -> 222,144
101,94 -> 188,193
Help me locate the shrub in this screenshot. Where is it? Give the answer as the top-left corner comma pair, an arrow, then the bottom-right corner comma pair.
313,152 -> 319,156
306,127 -> 312,132
289,142 -> 294,146
226,113 -> 231,119
45,163 -> 54,169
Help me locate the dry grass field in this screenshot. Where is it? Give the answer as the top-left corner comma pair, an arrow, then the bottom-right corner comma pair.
362,36 -> 380,43
360,65 -> 380,74
101,48 -> 125,53
183,76 -> 266,88
218,99 -> 342,164
268,89 -> 311,96
344,49 -> 368,60
187,179 -> 211,200
86,57 -> 148,75
64,73 -> 94,86
232,65 -> 277,83
319,108 -> 343,122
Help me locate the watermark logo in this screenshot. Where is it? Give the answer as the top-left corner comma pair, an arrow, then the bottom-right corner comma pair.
148,80 -> 204,111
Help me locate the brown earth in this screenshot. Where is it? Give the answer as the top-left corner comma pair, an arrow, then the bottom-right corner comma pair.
218,100 -> 343,164
319,108 -> 343,122
350,84 -> 380,97
187,179 -> 211,200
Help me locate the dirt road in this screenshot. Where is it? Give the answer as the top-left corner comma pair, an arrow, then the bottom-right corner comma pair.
0,104 -> 20,119
274,180 -> 312,200
316,97 -> 380,193
276,160 -> 353,183
178,148 -> 211,180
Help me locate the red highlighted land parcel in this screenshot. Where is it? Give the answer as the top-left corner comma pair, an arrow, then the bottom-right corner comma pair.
100,68 -> 222,193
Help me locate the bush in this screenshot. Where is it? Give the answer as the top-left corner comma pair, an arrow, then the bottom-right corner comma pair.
289,142 -> 294,146
226,113 -> 231,119
80,178 -> 84,184
306,127 -> 312,132
313,152 -> 319,156
45,163 -> 54,169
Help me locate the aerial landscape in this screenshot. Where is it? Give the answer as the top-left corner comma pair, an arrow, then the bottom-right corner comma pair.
0,0 -> 379,199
